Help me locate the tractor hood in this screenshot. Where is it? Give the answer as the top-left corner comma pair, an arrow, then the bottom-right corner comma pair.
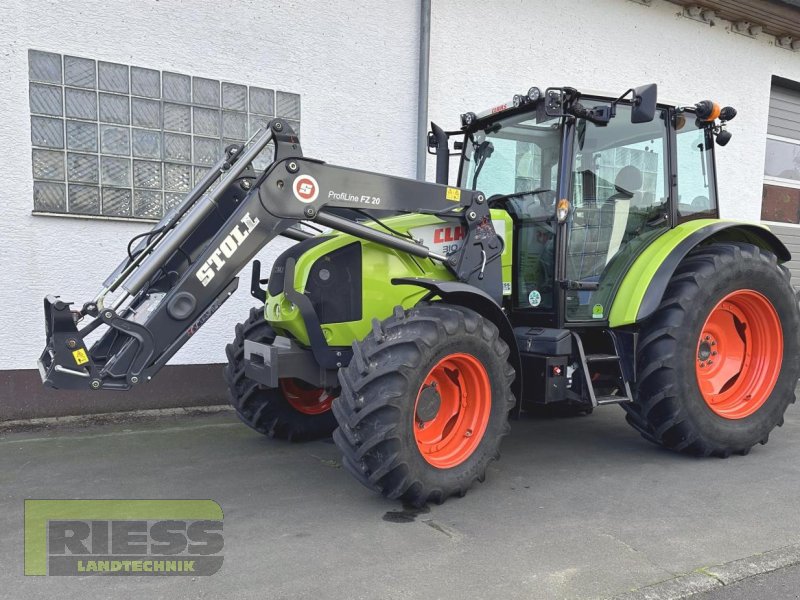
265,210 -> 513,347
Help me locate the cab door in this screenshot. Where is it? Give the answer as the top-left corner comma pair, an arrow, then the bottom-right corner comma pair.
563,103 -> 671,323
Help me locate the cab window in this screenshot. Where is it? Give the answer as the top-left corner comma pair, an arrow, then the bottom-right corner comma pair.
675,116 -> 718,218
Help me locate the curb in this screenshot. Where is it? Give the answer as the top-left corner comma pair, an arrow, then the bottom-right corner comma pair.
612,543 -> 800,599
0,405 -> 233,433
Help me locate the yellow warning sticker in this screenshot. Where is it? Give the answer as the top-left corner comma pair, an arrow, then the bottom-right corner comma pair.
445,187 -> 461,202
72,348 -> 89,365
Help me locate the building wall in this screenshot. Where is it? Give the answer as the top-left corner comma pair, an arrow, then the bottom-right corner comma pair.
2,0 -> 799,405
427,0 -> 800,224
0,0 -> 420,373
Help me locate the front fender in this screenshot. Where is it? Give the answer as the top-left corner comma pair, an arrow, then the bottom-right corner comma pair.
609,219 -> 791,327
392,278 -> 522,404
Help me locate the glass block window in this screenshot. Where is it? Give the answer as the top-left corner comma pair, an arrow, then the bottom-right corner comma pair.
28,49 -> 301,220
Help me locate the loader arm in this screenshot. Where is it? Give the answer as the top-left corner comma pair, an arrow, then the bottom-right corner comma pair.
39,119 -> 502,391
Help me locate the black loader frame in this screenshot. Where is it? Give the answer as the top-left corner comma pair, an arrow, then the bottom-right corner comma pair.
39,120 -> 504,391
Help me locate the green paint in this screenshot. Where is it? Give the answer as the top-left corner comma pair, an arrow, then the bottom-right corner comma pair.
266,210 -> 513,347
608,219 -> 779,327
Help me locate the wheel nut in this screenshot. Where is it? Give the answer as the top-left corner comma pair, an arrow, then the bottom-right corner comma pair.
464,429 -> 473,437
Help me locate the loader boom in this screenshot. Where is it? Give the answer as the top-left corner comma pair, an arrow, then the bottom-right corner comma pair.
39,119 -> 503,391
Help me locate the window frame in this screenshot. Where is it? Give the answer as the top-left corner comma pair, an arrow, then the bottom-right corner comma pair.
761,133 -> 800,228
763,133 -> 800,191
673,113 -> 720,225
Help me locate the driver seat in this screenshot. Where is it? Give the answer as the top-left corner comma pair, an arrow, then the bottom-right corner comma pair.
604,165 -> 643,264
569,166 -> 643,284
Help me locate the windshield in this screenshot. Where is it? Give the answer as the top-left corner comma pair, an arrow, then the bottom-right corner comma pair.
460,111 -> 562,200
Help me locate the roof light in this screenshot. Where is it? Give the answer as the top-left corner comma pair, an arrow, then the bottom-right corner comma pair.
513,94 -> 524,108
527,86 -> 541,103
460,112 -> 477,127
695,100 -> 721,122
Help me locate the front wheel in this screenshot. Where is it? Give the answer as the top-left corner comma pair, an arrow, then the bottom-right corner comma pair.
332,303 -> 516,506
224,308 -> 338,441
623,243 -> 799,456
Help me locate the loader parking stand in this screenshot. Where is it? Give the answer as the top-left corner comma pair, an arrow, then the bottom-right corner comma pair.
6,1 -> 800,598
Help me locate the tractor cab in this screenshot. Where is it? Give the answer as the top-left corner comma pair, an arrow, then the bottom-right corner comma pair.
432,84 -> 730,329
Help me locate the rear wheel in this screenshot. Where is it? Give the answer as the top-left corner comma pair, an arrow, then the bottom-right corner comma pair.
332,303 -> 516,506
224,308 -> 338,441
623,243 -> 799,456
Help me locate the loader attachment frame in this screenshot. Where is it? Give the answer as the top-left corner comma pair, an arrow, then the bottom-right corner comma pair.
39,119 -> 503,391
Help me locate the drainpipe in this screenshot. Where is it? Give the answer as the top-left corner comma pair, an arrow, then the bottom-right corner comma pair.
416,0 -> 432,180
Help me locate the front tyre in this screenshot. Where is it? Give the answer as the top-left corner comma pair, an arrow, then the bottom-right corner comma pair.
332,304 -> 516,506
224,307 -> 338,442
623,243 -> 800,456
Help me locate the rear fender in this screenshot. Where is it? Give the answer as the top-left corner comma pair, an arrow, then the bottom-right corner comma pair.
609,220 -> 791,327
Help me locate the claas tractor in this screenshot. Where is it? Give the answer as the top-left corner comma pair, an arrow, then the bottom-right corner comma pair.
39,83 -> 800,506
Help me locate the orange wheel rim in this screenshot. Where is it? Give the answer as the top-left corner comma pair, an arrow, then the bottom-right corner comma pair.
695,290 -> 783,420
279,379 -> 334,415
413,353 -> 491,468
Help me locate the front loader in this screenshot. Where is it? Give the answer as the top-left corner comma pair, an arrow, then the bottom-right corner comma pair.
40,83 -> 800,506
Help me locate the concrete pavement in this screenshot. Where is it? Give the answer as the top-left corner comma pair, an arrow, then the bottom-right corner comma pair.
696,563 -> 800,599
2,401 -> 800,599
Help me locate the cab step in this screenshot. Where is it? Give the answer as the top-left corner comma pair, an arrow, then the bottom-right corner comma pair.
585,353 -> 620,362
595,395 -> 631,406
571,332 -> 633,408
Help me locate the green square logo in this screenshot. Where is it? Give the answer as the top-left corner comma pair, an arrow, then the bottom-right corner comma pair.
25,500 -> 223,576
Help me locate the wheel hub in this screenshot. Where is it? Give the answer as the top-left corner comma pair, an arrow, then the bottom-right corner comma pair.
415,383 -> 441,424
697,339 -> 713,363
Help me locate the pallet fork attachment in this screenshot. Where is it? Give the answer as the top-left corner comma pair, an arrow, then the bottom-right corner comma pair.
39,119 -> 503,391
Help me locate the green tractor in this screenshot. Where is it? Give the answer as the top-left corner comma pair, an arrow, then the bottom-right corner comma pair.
40,84 -> 799,506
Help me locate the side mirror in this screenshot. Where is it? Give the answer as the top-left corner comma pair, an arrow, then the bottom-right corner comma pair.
631,83 -> 657,123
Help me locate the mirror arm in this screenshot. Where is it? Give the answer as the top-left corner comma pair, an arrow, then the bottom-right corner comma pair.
609,88 -> 636,119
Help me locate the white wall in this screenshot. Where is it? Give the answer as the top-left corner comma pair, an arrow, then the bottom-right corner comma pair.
4,0 -> 800,374
427,0 -> 800,221
0,0 -> 419,370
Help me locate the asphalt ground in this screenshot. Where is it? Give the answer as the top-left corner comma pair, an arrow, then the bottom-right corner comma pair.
695,563 -> 800,599
2,398 -> 800,599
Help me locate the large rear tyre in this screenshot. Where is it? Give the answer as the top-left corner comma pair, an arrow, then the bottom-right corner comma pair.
623,243 -> 799,456
332,304 -> 516,506
224,307 -> 338,442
